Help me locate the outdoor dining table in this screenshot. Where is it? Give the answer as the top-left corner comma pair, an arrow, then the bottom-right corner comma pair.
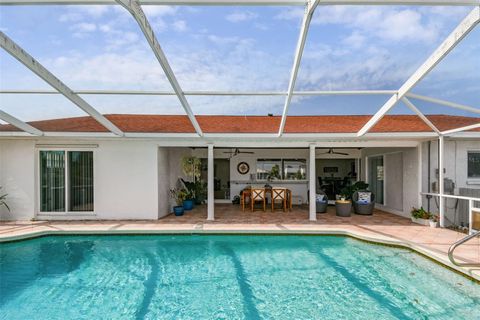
241,187 -> 292,211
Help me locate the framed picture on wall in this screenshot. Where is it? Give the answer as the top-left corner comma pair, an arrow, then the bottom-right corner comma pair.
237,162 -> 250,175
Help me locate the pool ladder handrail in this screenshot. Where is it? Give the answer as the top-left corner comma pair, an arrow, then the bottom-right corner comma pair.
448,230 -> 480,267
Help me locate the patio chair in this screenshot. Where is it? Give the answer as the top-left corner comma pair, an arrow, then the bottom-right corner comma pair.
271,188 -> 287,212
240,188 -> 251,211
316,190 -> 329,213
251,188 -> 266,212
352,191 -> 375,215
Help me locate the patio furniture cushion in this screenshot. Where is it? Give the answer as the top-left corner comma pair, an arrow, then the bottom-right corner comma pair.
357,191 -> 372,204
316,194 -> 326,202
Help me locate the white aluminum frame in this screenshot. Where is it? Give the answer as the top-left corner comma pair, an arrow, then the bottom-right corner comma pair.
278,0 -> 320,136
1,0 -> 479,5
0,0 -> 479,226
0,3 -> 479,138
0,109 -> 43,135
0,31 -> 124,136
116,0 -> 203,136
357,6 -> 480,137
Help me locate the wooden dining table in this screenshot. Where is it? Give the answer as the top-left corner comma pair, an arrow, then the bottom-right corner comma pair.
241,187 -> 293,211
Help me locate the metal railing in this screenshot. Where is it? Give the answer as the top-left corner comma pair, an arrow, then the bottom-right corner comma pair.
447,230 -> 480,267
420,192 -> 480,234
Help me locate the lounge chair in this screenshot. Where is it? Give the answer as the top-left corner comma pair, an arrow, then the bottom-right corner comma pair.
352,191 -> 375,215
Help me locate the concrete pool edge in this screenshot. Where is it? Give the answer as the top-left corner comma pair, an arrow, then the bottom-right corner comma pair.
1,227 -> 479,283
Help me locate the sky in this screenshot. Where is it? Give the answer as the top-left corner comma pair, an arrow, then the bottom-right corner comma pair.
0,4 -> 479,122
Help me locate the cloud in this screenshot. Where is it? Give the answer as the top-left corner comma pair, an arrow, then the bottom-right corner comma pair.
226,11 -> 259,23
143,6 -> 178,18
70,22 -> 97,38
172,20 -> 187,32
274,8 -> 304,21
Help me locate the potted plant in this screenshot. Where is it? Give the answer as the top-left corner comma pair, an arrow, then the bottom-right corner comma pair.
340,181 -> 369,201
411,207 -> 431,226
429,214 -> 439,228
181,156 -> 202,205
182,189 -> 194,211
181,178 -> 207,205
0,187 -> 10,213
194,180 -> 207,204
0,187 -> 10,212
170,188 -> 187,216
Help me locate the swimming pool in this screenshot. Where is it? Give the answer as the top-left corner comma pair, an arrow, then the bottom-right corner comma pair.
1,235 -> 479,319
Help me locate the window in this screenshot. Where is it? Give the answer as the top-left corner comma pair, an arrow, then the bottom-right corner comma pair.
468,152 -> 480,179
256,158 -> 307,180
283,159 -> 306,180
40,150 -> 94,213
256,159 -> 281,180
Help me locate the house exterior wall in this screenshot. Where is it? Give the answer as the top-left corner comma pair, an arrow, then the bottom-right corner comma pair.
361,147 -> 419,218
0,139 -> 159,220
0,140 -> 36,220
421,138 -> 480,226
1,137 -> 477,221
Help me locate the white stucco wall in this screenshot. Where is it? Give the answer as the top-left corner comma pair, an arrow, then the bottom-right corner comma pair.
93,140 -> 158,220
0,140 -> 36,220
421,138 -> 480,226
158,147 -> 170,218
361,147 -> 419,217
4,138 -> 475,221
0,139 -> 159,220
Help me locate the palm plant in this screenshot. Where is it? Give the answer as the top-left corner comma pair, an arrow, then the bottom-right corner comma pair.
0,187 -> 10,212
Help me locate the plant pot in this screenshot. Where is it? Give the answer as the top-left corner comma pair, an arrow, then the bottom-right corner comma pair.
336,201 -> 352,217
173,206 -> 184,216
411,217 -> 430,226
183,199 -> 194,211
194,196 -> 205,205
429,220 -> 439,228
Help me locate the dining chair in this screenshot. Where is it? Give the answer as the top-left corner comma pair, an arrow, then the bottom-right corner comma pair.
241,188 -> 251,211
271,188 -> 287,212
251,188 -> 266,212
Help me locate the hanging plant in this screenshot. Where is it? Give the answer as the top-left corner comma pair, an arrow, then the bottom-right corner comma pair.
182,156 -> 201,182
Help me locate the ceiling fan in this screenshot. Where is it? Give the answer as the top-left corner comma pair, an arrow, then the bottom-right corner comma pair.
319,148 -> 349,156
223,148 -> 255,157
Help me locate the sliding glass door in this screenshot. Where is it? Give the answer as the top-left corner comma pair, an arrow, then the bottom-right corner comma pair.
40,150 -> 94,213
69,151 -> 94,211
368,156 -> 384,205
40,151 -> 66,212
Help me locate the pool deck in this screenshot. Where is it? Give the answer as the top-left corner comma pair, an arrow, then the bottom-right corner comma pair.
1,204 -> 479,281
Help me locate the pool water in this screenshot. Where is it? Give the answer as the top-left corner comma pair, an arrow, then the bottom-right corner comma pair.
1,235 -> 479,320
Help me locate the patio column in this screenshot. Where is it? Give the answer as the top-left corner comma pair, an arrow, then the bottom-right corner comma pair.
309,144 -> 316,221
207,143 -> 215,221
439,135 -> 445,227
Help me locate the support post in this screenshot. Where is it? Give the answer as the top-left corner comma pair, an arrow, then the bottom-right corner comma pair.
417,142 -> 423,208
207,144 -> 214,221
439,135 -> 445,227
309,143 -> 316,221
468,199 -> 473,235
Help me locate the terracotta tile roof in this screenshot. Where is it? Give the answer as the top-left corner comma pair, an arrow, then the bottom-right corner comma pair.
0,114 -> 478,134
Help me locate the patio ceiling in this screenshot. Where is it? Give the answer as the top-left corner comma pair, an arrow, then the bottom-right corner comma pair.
0,0 -> 479,139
